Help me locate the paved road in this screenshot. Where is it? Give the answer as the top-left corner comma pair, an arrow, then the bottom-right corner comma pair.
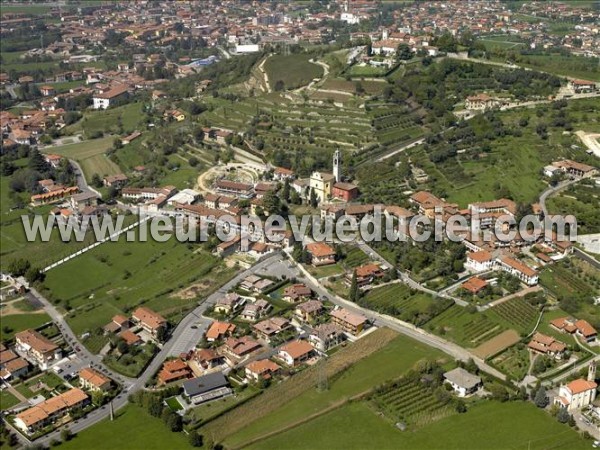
538,178 -> 580,216
287,249 -> 508,382
25,253 -> 282,446
69,159 -> 102,197
356,240 -> 469,306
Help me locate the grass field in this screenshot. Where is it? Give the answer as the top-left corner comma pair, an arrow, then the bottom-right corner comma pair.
264,54 -> 323,90
0,313 -> 52,341
219,330 -> 445,447
249,401 -> 589,450
40,237 -> 234,341
43,136 -> 121,179
59,405 -> 191,450
0,390 -> 21,410
547,180 -> 600,234
67,103 -> 146,137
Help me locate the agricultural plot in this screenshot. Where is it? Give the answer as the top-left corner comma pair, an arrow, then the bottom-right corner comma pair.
341,246 -> 369,268
491,344 -> 531,381
212,329 -> 445,447
249,400 -> 590,450
426,305 -> 507,348
487,297 -> 539,334
320,78 -> 386,95
472,329 -> 521,360
43,136 -> 122,179
349,270 -> 450,325
540,261 -> 598,300
371,377 -> 454,428
264,54 -> 323,90
40,237 -> 234,342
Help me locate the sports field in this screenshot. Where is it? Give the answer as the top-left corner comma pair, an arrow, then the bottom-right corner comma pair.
248,401 -> 589,450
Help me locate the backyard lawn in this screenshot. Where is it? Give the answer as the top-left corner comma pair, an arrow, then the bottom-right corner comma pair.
249,401 -> 589,450
0,313 -> 52,341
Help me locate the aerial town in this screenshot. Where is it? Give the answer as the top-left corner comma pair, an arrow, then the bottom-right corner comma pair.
0,1 -> 599,449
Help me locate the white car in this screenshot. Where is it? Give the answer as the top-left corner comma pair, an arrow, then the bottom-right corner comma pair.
592,441 -> 600,448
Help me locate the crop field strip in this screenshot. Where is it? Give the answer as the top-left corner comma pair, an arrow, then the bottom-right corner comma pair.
371,377 -> 452,426
491,297 -> 538,331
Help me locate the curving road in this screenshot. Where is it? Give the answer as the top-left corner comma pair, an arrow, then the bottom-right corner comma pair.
24,253 -> 281,446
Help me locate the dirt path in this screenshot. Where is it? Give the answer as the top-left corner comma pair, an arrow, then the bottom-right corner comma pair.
575,130 -> 600,158
258,57 -> 272,93
0,298 -> 45,316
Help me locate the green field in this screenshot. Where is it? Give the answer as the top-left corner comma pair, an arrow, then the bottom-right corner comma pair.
0,313 -> 52,341
68,102 -> 146,136
249,401 -> 589,450
515,54 -> 600,82
426,305 -> 507,348
59,405 -> 191,450
547,180 -> 600,234
264,54 -> 323,90
40,237 -> 234,340
43,136 -> 122,179
221,333 -> 444,447
360,283 -> 442,326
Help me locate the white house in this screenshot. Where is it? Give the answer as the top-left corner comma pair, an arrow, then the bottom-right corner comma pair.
443,367 -> 482,397
466,250 -> 494,272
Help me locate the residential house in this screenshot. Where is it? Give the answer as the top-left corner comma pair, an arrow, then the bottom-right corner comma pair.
282,284 -> 313,303
206,321 -> 236,342
215,180 -> 254,199
131,307 -> 167,338
103,315 -> 130,334
551,317 -> 597,343
119,330 -> 142,346
461,276 -> 488,295
444,368 -> 482,397
157,359 -> 192,385
14,388 -> 89,435
527,333 -> 567,359
239,299 -> 271,322
551,159 -> 597,179
348,263 -> 385,287
278,340 -> 315,367
306,242 -> 336,266
15,329 -> 61,370
332,182 -> 359,202
245,359 -> 280,382
69,191 -> 98,212
466,251 -> 494,272
294,300 -> 323,323
497,256 -> 539,286
465,93 -> 499,110
308,323 -> 344,351
79,367 -> 111,392
214,293 -> 243,315
191,348 -> 225,370
253,317 -> 292,343
0,357 -> 29,381
220,336 -> 262,363
103,173 -> 128,188
92,85 -> 128,109
330,308 -> 367,336
183,372 -> 232,405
